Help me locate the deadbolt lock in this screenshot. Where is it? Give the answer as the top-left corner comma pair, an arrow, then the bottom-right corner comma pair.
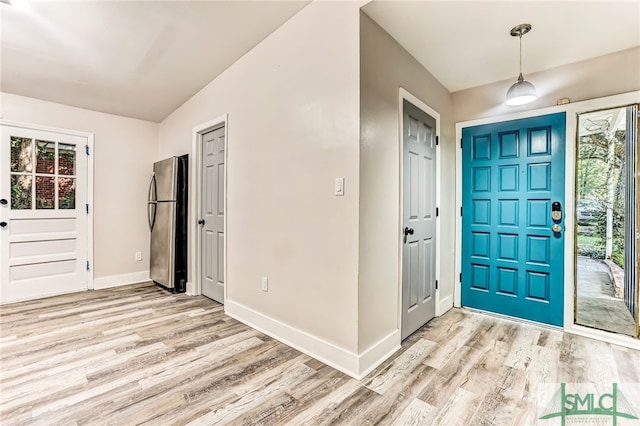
551,201 -> 562,222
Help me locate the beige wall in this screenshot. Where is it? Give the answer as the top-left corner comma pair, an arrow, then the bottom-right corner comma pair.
358,13 -> 455,351
453,47 -> 640,122
0,93 -> 159,280
159,1 -> 362,353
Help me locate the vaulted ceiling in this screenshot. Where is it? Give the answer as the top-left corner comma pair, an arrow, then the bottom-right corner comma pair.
1,1 -> 639,122
1,0 -> 311,122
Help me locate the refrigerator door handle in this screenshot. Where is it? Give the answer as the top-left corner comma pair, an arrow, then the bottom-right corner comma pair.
148,173 -> 157,202
148,174 -> 157,231
148,201 -> 157,231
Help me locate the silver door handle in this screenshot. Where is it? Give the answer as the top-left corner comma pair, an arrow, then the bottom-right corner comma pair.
147,202 -> 157,231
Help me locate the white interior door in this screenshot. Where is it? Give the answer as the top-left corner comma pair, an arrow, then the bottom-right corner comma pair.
200,125 -> 225,303
1,124 -> 89,303
401,100 -> 437,339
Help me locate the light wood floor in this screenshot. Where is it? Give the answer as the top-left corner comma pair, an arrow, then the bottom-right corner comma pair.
1,283 -> 639,425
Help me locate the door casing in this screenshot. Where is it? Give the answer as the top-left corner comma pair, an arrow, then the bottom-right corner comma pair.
398,89 -> 441,335
454,91 -> 640,350
191,115 -> 228,298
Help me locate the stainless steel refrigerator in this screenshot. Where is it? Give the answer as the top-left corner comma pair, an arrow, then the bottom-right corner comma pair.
148,155 -> 188,292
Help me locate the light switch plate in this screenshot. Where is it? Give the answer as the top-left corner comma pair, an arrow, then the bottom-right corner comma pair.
335,177 -> 344,196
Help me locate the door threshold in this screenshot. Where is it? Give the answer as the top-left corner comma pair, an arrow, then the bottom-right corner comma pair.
461,307 -> 563,331
565,323 -> 640,351
463,307 -> 640,350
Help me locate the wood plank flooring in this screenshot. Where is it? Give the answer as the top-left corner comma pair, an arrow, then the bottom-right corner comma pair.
1,283 -> 639,425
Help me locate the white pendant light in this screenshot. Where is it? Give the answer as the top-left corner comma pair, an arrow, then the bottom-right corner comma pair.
506,24 -> 537,106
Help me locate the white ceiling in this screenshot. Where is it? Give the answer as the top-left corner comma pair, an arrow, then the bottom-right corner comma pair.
362,1 -> 640,92
0,0 -> 310,122
1,1 -> 639,123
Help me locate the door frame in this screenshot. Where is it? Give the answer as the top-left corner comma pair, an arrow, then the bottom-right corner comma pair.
455,91 -> 640,350
190,114 -> 228,298
0,119 -> 95,292
398,88 -> 442,332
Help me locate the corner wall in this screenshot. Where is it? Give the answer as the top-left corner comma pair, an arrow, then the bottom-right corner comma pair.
0,93 -> 159,284
358,13 -> 455,353
159,1 -> 363,363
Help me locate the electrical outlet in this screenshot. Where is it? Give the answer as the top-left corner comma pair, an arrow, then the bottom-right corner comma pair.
261,276 -> 268,292
135,251 -> 143,261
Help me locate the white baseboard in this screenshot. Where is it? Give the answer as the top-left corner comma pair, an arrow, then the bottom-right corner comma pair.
357,330 -> 401,379
437,294 -> 454,317
224,300 -> 400,380
93,271 -> 150,290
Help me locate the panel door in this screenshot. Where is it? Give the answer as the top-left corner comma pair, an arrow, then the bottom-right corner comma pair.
0,124 -> 88,303
200,126 -> 225,303
402,100 -> 437,339
461,113 -> 566,326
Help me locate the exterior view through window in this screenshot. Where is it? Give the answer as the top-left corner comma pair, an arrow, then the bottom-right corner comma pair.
575,105 -> 638,338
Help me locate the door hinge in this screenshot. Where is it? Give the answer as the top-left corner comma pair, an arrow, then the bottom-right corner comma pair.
460,138 -> 463,149
459,273 -> 462,282
86,261 -> 91,271
85,204 -> 89,214
436,136 -> 439,146
460,206 -> 463,216
85,145 -> 90,156
435,280 -> 439,290
436,207 -> 439,217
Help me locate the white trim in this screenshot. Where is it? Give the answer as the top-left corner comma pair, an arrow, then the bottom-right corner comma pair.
93,270 -> 150,290
0,119 -> 95,292
398,88 -> 445,334
454,91 -> 640,347
225,300 -> 401,380
86,132 -> 95,290
565,323 -> 640,350
438,294 -> 453,315
190,115 -> 228,299
357,330 -> 402,379
0,119 -> 92,138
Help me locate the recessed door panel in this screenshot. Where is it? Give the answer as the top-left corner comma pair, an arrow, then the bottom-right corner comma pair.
402,100 -> 437,339
201,125 -> 225,303
1,125 -> 88,303
462,113 -> 565,326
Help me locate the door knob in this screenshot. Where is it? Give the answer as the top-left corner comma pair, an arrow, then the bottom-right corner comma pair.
198,219 -> 205,225
404,227 -> 414,236
0,199 -> 7,205
551,224 -> 562,233
0,221 -> 7,228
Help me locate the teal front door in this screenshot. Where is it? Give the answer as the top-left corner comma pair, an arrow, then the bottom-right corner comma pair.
461,113 -> 566,326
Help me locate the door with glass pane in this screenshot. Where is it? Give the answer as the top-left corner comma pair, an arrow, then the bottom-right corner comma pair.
0,124 -> 88,303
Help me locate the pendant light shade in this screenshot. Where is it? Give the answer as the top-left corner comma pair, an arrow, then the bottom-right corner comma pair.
506,73 -> 537,106
506,24 -> 536,106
